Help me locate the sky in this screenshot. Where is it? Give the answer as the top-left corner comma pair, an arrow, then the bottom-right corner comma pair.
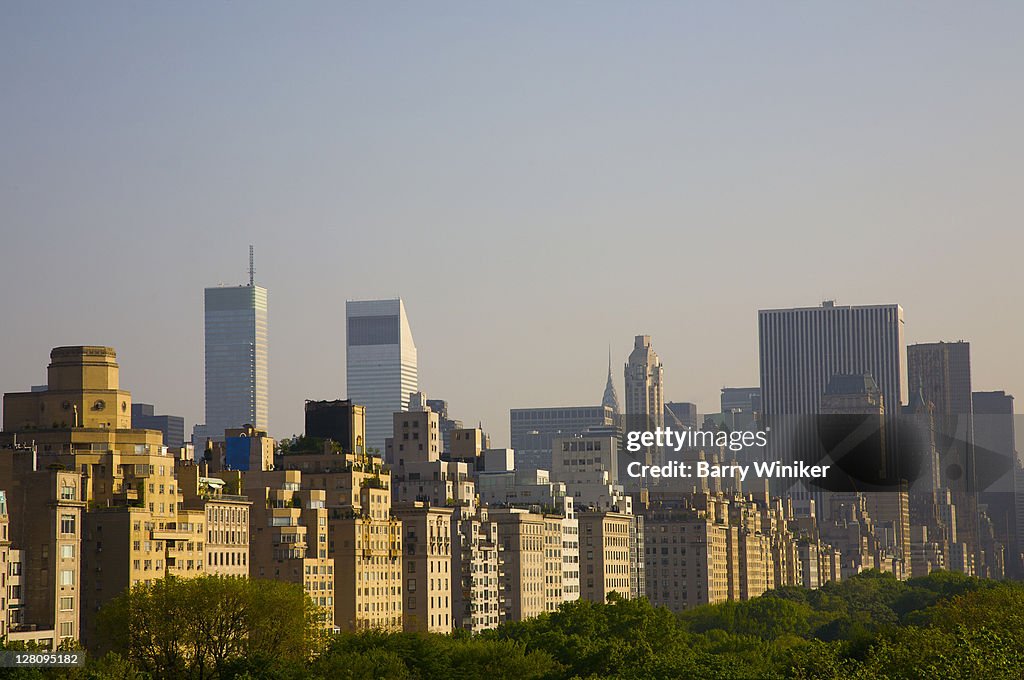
1,2 -> 1022,445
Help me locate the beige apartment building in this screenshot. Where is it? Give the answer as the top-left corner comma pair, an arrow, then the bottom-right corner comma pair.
644,506 -> 735,610
643,492 -> 844,613
543,515 -> 565,611
729,500 -> 773,600
394,502 -> 453,632
0,346 -> 257,645
245,468 -> 335,627
178,464 -> 251,578
389,401 -> 475,508
3,346 -> 133,432
277,443 -> 403,632
3,547 -> 63,649
493,508 -> 546,621
451,505 -> 503,632
0,447 -> 85,647
579,510 -> 634,603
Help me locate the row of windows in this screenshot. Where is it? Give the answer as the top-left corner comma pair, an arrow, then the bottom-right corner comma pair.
209,551 -> 246,567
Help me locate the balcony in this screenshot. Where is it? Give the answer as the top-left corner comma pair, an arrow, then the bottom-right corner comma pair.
208,494 -> 249,503
152,526 -> 192,541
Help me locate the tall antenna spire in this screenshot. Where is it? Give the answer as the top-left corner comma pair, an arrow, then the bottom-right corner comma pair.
249,245 -> 254,286
602,343 -> 620,414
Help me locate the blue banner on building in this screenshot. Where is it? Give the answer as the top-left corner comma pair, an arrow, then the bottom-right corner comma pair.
225,436 -> 250,471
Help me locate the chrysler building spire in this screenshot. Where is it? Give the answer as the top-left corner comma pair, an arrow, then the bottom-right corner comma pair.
602,345 -> 620,413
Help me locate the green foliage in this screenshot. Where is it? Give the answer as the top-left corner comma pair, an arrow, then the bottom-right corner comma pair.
16,569 -> 1024,679
94,575 -> 327,679
278,435 -> 328,455
309,631 -> 559,680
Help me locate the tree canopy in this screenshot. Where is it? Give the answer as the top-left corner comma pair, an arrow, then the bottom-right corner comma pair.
6,570 -> 1024,679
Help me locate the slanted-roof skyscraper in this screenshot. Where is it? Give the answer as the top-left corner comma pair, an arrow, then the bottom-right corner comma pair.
204,248 -> 268,441
345,298 -> 418,456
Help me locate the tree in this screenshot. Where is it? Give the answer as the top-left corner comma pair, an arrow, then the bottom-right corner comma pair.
95,575 -> 328,679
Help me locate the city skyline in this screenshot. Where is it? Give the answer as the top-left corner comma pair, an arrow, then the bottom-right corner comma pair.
1,290 -> 1018,448
3,3 -> 1023,444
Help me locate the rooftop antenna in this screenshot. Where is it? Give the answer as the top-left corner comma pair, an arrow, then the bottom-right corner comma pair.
249,245 -> 254,286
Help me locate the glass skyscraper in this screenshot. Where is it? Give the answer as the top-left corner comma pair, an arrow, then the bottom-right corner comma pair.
204,283 -> 268,441
346,298 -> 417,456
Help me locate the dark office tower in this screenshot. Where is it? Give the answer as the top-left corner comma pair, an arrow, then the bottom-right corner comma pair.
426,399 -> 464,454
758,301 -> 904,512
907,342 -> 974,442
304,399 -> 366,454
973,391 -> 1020,577
973,391 -> 1015,456
906,341 -> 986,573
131,403 -> 186,449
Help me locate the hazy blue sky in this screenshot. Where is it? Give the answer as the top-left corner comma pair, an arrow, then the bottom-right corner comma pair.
2,2 -> 1022,444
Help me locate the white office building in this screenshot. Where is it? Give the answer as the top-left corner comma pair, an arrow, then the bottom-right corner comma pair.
346,298 -> 418,456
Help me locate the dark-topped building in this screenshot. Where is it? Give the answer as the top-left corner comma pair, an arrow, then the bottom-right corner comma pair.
304,399 -> 366,454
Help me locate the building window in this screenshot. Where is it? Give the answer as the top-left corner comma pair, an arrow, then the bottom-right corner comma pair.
60,515 -> 76,536
60,485 -> 76,500
61,544 -> 75,560
59,596 -> 74,611
59,621 -> 74,638
60,569 -> 75,586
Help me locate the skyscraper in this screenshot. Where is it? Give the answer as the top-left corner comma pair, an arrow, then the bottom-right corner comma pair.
758,301 -> 904,510
759,302 -> 905,418
345,298 -> 418,456
624,335 -> 664,466
204,253 -> 268,441
972,390 -> 1019,577
905,341 -> 996,575
907,341 -> 973,439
